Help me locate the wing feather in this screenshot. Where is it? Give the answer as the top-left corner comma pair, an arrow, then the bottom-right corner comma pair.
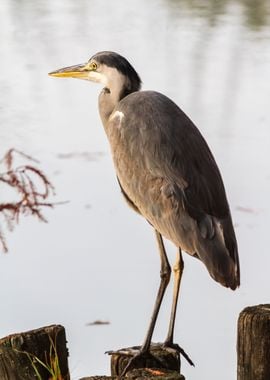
111,91 -> 240,288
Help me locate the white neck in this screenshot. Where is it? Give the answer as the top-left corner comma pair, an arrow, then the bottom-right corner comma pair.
97,67 -> 127,125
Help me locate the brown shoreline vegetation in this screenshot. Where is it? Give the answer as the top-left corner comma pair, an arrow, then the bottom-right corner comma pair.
0,148 -> 55,252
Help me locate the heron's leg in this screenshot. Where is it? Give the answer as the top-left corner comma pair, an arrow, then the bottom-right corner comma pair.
164,247 -> 184,345
119,230 -> 171,375
140,229 -> 171,353
162,249 -> 194,366
118,243 -> 193,375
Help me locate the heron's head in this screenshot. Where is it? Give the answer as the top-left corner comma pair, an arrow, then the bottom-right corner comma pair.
49,51 -> 142,99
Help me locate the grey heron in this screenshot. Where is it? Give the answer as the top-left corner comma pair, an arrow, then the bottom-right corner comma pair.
49,51 -> 240,371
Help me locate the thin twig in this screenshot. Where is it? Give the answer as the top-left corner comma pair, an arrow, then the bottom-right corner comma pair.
0,149 -> 55,252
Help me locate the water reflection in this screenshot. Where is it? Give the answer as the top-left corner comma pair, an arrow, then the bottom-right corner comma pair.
165,0 -> 270,29
0,1 -> 270,380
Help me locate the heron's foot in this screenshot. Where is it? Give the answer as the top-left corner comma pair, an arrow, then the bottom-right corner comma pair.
162,341 -> 194,366
106,346 -> 153,377
106,347 -> 140,357
122,349 -> 152,376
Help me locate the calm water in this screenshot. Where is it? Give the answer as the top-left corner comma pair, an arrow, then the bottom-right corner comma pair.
0,1 -> 270,379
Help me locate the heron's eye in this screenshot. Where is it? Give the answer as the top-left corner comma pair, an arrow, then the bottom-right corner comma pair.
90,62 -> 97,71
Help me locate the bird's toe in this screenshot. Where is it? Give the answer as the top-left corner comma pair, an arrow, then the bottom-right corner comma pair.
162,341 -> 194,366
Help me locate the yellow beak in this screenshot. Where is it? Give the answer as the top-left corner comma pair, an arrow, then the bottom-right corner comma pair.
48,63 -> 89,79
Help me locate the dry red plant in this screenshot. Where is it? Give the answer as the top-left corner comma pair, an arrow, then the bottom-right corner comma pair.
0,149 -> 55,252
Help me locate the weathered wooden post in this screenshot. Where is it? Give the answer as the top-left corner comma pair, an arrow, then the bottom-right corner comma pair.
81,344 -> 185,379
237,304 -> 270,380
0,324 -> 70,380
109,344 -> 181,376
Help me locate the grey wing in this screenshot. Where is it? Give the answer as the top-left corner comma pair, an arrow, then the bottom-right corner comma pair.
117,177 -> 141,214
152,112 -> 240,289
118,91 -> 240,289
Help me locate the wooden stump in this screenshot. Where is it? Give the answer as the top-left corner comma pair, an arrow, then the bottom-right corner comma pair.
80,368 -> 184,379
109,343 -> 182,377
0,324 -> 70,380
237,304 -> 270,380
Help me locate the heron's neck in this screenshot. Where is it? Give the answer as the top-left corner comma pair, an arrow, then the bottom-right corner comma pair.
98,89 -> 117,126
98,72 -> 136,125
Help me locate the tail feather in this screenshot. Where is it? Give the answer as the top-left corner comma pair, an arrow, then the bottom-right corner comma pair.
195,214 -> 240,290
